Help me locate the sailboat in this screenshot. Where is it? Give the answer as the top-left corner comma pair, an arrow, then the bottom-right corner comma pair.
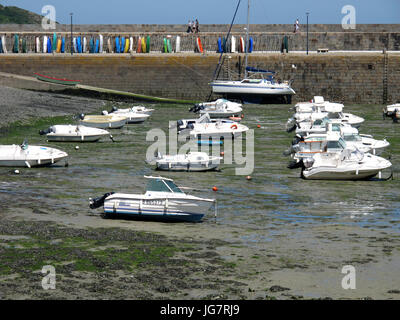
209,0 -> 296,104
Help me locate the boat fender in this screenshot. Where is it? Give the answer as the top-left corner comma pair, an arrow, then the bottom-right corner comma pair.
89,192 -> 115,209
110,106 -> 118,113
230,124 -> 238,130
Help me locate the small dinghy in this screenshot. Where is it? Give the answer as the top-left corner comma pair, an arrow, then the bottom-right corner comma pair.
39,125 -> 112,142
79,114 -> 127,129
154,152 -> 222,172
0,141 -> 68,168
177,113 -> 249,140
103,107 -> 150,124
190,99 -> 243,118
301,148 -> 392,180
89,176 -> 216,222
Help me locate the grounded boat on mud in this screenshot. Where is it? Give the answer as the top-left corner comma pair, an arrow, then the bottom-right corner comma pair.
154,152 -> 222,172
39,125 -> 112,142
89,176 -> 216,222
190,99 -> 243,118
0,141 -> 68,168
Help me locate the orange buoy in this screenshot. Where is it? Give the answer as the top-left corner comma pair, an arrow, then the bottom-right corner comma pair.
241,114 -> 244,118
212,186 -> 218,192
220,151 -> 224,156
246,176 -> 252,180
257,124 -> 261,128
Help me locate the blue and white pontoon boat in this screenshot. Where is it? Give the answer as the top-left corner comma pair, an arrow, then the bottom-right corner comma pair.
89,176 -> 216,222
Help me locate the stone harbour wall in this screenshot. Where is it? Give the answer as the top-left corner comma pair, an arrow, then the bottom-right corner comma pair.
0,52 -> 399,105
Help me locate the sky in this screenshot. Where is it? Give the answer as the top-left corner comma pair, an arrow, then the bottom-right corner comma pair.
1,0 -> 399,25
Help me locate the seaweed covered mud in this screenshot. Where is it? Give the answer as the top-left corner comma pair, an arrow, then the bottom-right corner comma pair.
0,86 -> 400,300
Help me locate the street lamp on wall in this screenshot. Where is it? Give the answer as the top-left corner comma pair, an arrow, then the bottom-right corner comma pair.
70,13 -> 73,55
306,12 -> 309,55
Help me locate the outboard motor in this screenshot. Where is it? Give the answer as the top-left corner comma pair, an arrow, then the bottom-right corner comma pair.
89,192 -> 115,209
79,113 -> 85,120
287,159 -> 304,169
286,118 -> 297,133
291,134 -> 304,146
39,127 -> 53,135
110,106 -> 118,114
283,145 -> 296,157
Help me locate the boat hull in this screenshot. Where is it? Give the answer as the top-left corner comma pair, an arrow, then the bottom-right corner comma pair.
46,134 -> 107,142
302,167 -> 383,180
0,156 -> 67,168
79,119 -> 126,129
103,197 -> 213,222
156,162 -> 219,172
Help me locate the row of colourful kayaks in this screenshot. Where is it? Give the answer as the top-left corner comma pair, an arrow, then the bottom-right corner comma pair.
0,33 -> 255,54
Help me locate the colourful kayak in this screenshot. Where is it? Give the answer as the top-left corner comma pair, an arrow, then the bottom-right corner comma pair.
52,33 -> 57,52
146,35 -> 151,53
141,37 -> 146,53
13,34 -> 19,53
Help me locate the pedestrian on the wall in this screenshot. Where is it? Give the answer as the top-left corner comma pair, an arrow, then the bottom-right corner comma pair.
187,20 -> 192,33
293,19 -> 300,33
195,19 -> 200,33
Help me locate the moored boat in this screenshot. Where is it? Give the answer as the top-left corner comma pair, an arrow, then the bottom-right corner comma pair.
79,114 -> 127,129
39,125 -> 112,142
155,152 -> 222,172
0,141 -> 68,168
89,176 -> 216,222
34,73 -> 81,86
190,99 -> 243,118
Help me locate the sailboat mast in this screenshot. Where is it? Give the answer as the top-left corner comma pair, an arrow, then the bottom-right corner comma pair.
244,0 -> 250,79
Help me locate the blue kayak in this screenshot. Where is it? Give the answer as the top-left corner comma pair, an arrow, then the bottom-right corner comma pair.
61,37 -> 65,53
115,37 -> 120,53
95,39 -> 99,53
217,37 -> 222,53
47,37 -> 52,53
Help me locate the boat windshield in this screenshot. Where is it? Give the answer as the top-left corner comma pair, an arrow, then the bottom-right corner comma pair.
146,178 -> 183,193
343,134 -> 361,142
327,138 -> 346,150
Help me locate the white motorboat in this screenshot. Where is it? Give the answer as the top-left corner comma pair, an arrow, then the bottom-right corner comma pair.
0,141 -> 68,168
79,114 -> 127,129
171,118 -> 238,132
339,126 -> 389,155
39,125 -> 112,142
155,152 -> 222,172
177,113 -> 249,139
287,125 -> 389,159
287,97 -> 364,132
89,176 -> 216,222
301,148 -> 392,180
190,99 -> 243,118
383,103 -> 400,122
105,106 -> 152,123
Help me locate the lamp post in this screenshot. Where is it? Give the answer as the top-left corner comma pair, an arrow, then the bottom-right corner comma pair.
70,13 -> 73,55
306,12 -> 309,55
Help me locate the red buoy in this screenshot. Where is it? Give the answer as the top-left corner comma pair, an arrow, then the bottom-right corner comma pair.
212,186 -> 218,192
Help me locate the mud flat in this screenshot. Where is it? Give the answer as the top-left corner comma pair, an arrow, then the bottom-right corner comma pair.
0,90 -> 400,300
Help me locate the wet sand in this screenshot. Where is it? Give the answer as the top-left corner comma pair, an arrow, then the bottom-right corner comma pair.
0,86 -> 399,300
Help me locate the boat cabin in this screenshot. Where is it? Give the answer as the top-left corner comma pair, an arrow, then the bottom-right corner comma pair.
145,176 -> 184,194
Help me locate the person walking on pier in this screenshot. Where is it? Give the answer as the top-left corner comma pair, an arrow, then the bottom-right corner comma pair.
187,20 -> 192,33
293,19 -> 300,33
195,19 -> 200,33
